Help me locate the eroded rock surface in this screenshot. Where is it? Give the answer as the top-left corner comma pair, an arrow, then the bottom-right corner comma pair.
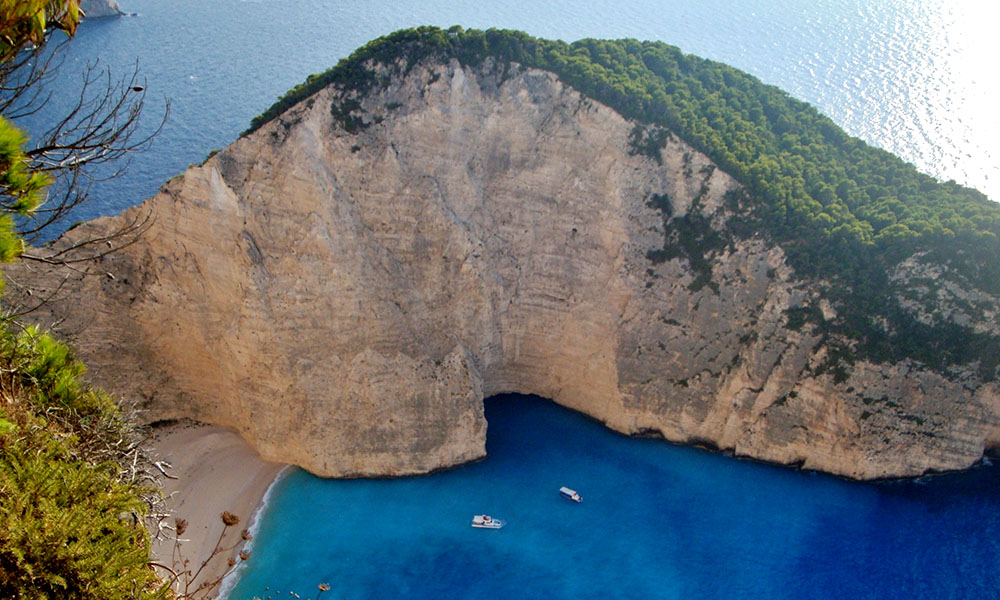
10,60 -> 999,478
80,0 -> 123,18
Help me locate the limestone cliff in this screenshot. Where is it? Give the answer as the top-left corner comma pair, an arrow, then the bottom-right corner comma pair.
9,57 -> 999,480
80,0 -> 123,19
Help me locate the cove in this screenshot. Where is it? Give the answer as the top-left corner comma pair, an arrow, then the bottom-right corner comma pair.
225,395 -> 1000,599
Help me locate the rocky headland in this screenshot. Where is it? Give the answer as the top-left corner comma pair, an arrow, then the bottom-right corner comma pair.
9,31 -> 999,481
80,0 -> 124,19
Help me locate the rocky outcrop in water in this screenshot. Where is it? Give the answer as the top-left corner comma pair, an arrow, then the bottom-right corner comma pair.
80,0 -> 123,18
9,58 -> 999,479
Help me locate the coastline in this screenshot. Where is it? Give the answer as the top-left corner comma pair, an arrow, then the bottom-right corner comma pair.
146,420 -> 287,597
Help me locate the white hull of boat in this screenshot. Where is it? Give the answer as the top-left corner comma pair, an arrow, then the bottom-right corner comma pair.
559,487 -> 583,502
471,514 -> 505,529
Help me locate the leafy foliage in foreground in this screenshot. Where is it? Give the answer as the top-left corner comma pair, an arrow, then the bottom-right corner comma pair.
0,325 -> 167,600
0,0 -> 84,262
246,27 -> 1000,379
0,4 -> 170,597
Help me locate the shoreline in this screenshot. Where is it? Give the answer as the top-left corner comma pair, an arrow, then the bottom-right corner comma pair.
215,464 -> 292,599
146,420 -> 287,598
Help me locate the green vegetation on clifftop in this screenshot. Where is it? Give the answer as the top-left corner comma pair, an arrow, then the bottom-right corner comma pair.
247,27 -> 1000,379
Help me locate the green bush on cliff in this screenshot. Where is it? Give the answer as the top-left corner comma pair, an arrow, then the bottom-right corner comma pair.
0,326 -> 167,600
247,26 -> 1000,379
0,3 -> 169,596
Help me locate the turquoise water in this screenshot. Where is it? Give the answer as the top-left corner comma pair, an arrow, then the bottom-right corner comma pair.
227,396 -> 1000,599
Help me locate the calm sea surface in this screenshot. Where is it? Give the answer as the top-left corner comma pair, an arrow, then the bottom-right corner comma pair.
20,0 -> 1000,230
226,396 -> 1000,600
18,1 -> 1000,598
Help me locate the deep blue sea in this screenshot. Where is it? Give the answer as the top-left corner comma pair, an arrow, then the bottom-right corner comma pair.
15,1 -> 1000,598
226,396 -> 1000,600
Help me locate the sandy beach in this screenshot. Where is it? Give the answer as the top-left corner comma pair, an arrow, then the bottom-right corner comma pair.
147,421 -> 286,597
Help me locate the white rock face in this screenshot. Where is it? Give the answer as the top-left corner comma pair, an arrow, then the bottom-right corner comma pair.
11,59 -> 1000,479
80,0 -> 122,18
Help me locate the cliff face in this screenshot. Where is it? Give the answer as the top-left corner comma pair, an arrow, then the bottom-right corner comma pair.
80,0 -> 123,19
11,59 -> 1000,479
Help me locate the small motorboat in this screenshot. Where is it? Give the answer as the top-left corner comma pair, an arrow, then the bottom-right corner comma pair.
559,486 -> 583,502
471,514 -> 505,529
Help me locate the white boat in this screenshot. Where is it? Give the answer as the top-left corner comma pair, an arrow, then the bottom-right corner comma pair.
559,486 -> 583,502
471,514 -> 505,529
